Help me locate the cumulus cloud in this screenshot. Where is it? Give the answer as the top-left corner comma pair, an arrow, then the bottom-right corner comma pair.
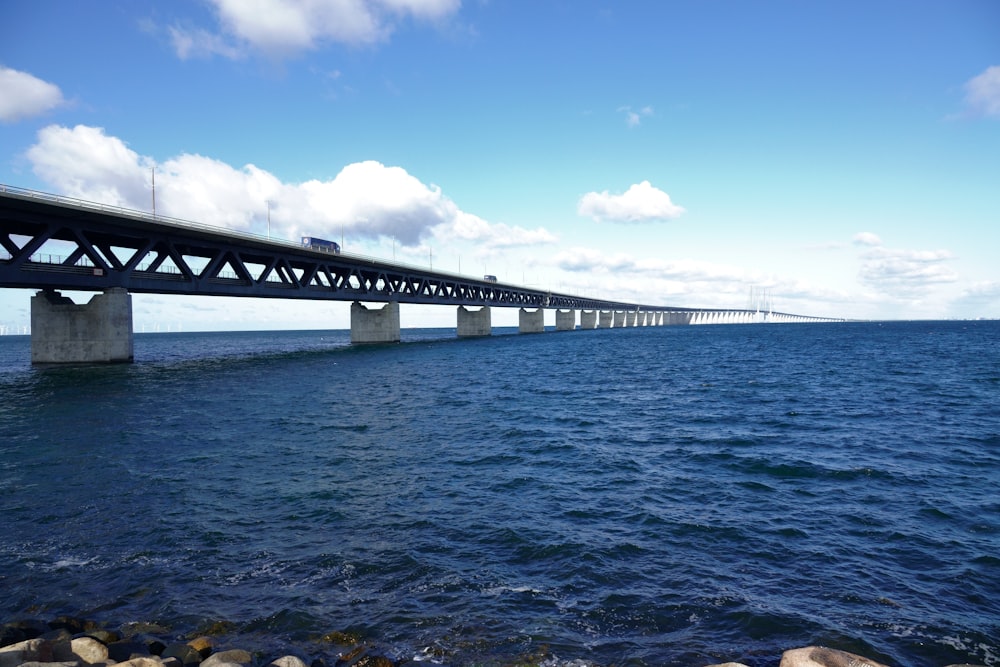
168,0 -> 462,59
24,124 -> 552,251
0,66 -> 65,123
963,65 -> 1000,118
578,181 -> 685,223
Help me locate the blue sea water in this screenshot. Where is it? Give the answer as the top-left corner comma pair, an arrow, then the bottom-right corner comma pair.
0,321 -> 998,667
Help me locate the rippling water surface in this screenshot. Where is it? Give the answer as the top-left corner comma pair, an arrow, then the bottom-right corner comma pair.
1,321 -> 998,667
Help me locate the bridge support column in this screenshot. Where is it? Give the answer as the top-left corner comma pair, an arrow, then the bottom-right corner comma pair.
518,307 -> 545,333
625,311 -> 637,327
457,305 -> 491,337
580,310 -> 597,329
599,310 -> 613,328
555,309 -> 576,331
31,288 -> 134,364
351,301 -> 400,344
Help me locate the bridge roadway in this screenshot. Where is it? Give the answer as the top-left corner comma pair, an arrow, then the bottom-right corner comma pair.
0,185 -> 843,363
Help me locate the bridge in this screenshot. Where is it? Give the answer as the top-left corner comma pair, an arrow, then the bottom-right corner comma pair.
0,185 -> 844,363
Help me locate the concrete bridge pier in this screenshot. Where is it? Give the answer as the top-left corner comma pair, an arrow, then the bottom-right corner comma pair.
555,309 -> 576,331
625,311 -> 637,327
599,310 -> 613,328
580,310 -> 597,329
457,305 -> 491,337
30,288 -> 134,364
351,301 -> 400,344
518,307 -> 545,333
613,311 -> 626,327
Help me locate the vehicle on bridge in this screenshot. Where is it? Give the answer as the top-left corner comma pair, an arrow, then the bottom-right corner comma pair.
301,236 -> 340,254
484,274 -> 497,283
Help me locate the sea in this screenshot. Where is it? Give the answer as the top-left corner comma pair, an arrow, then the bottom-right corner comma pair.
1,321 -> 997,667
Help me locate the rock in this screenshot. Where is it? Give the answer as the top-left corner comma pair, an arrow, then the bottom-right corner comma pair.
162,642 -> 204,666
108,640 -> 153,662
705,663 -> 751,667
187,636 -> 214,658
120,623 -> 171,639
85,629 -> 121,645
50,616 -> 93,635
3,621 -> 49,644
269,655 -> 310,667
40,630 -> 74,662
73,635 -> 111,664
0,638 -> 55,667
780,646 -> 890,667
17,661 -> 81,667
202,649 -> 253,667
0,626 -> 26,649
353,655 -> 395,667
117,657 -> 168,667
162,657 -> 185,667
123,634 -> 166,657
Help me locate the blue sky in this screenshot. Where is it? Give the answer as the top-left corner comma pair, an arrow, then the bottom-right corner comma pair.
2,0 -> 999,332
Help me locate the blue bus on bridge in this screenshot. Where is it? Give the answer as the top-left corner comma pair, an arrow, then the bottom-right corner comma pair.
301,236 -> 340,254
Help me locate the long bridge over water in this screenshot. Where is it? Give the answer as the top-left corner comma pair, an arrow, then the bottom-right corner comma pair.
0,185 -> 844,363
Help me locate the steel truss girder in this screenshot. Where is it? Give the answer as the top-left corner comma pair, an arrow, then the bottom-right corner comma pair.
0,190 -> 658,311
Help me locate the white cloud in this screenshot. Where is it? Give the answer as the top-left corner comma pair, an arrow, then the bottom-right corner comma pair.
441,213 -> 557,248
168,25 -> 246,60
169,0 -> 462,59
0,66 -> 65,123
856,241 -> 957,299
553,247 -> 745,283
24,124 -> 550,252
578,181 -> 685,223
963,65 -> 1000,118
954,282 -> 1000,314
618,105 -> 653,127
26,125 -> 152,205
853,231 -> 882,246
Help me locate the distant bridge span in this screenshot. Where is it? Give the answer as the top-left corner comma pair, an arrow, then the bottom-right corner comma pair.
0,185 -> 843,362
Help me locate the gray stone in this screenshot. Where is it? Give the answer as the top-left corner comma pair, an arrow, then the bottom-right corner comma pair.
117,658 -> 167,667
268,656 -> 309,667
162,643 -> 203,666
780,646 -> 890,667
202,650 -> 253,667
108,640 -> 152,662
0,638 -> 55,667
73,636 -> 110,664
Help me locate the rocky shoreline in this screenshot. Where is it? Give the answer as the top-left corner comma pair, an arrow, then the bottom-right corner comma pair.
0,617 -> 987,667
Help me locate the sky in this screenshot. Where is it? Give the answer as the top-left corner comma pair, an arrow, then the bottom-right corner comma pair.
1,0 -> 999,332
